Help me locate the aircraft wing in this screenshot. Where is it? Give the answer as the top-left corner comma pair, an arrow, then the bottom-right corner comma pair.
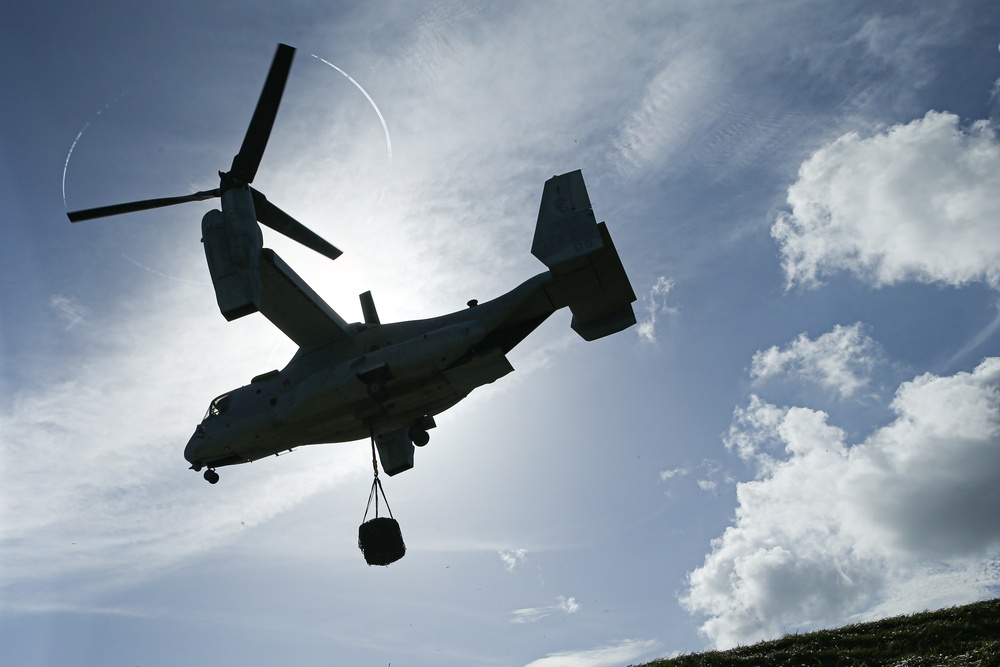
257,248 -> 354,348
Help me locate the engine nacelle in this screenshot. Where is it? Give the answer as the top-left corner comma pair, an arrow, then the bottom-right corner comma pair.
202,186 -> 264,321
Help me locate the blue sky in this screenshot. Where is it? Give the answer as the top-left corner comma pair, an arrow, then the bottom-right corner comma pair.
3,1 -> 1000,665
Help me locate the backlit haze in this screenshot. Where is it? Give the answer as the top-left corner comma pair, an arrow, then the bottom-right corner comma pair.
2,2 -> 1000,665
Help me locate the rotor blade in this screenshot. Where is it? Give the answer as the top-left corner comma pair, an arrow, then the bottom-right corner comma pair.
250,188 -> 342,261
67,188 -> 221,223
228,43 -> 296,184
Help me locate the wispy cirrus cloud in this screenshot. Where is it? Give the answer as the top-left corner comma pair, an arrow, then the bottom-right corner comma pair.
511,595 -> 580,624
49,294 -> 89,329
637,276 -> 677,344
0,281 -> 366,610
524,638 -> 659,667
612,47 -> 722,175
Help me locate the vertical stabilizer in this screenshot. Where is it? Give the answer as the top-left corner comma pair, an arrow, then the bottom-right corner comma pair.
531,170 -> 603,274
531,170 -> 638,341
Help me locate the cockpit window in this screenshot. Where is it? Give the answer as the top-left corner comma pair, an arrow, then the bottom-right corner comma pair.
204,393 -> 231,421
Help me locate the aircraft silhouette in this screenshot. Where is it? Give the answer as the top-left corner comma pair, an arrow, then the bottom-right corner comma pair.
68,44 -> 637,484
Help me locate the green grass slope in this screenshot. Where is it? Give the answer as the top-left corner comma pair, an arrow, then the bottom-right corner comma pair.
636,598 -> 1000,667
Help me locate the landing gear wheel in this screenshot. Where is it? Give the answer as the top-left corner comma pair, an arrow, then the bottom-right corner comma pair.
409,427 -> 430,447
204,469 -> 220,484
367,380 -> 390,403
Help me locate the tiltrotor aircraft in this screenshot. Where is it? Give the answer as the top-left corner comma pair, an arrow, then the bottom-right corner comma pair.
68,44 -> 637,484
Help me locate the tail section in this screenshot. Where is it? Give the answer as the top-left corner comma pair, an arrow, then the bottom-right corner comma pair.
532,171 -> 637,341
531,170 -> 604,273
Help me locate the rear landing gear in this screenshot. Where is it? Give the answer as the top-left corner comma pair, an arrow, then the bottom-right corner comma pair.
409,426 -> 430,447
204,469 -> 220,484
408,416 -> 435,447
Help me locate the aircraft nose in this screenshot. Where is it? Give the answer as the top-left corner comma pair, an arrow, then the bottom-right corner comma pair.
184,426 -> 206,467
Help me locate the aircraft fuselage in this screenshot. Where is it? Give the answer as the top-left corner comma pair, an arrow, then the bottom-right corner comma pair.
183,272 -> 553,471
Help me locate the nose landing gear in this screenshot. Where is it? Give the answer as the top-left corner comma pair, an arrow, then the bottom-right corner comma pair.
203,469 -> 220,484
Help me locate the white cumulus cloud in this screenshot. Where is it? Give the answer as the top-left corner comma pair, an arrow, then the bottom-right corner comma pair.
772,111 -> 1000,290
499,548 -> 528,572
659,467 -> 690,481
751,323 -> 880,398
684,358 -> 1000,648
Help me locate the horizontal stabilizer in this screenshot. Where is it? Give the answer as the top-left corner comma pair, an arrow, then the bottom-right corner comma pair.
567,222 -> 637,341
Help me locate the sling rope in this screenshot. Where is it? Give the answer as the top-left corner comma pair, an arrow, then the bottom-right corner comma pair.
363,423 -> 394,522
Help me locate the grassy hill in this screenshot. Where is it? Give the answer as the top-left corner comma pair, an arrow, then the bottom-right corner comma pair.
634,598 -> 1000,667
